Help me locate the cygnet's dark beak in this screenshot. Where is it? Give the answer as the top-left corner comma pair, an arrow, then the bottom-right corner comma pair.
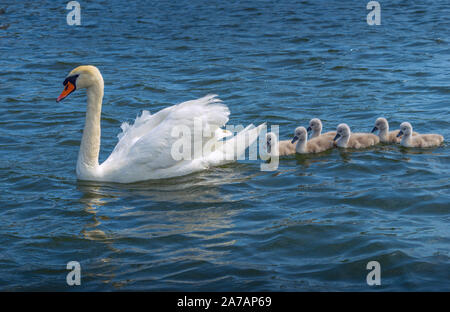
397,130 -> 404,137
267,142 -> 271,154
306,127 -> 312,133
333,133 -> 341,141
371,126 -> 378,133
291,136 -> 299,144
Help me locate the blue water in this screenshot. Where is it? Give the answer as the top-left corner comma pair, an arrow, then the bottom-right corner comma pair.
0,0 -> 449,291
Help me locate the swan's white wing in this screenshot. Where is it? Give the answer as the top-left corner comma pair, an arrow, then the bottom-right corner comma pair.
100,95 -> 229,181
206,123 -> 266,166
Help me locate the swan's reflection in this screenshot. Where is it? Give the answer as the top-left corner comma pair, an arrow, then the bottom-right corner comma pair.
78,184 -> 111,240
84,163 -> 260,202
294,149 -> 334,168
76,182 -> 122,287
399,145 -> 445,156
337,148 -> 352,163
75,165 -> 253,289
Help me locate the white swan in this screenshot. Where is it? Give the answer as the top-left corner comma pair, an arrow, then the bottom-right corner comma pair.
57,65 -> 265,183
334,123 -> 380,148
291,126 -> 334,154
265,132 -> 296,156
307,118 -> 336,139
398,122 -> 444,148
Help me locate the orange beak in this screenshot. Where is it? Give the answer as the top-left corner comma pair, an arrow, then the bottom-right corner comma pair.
56,81 -> 76,102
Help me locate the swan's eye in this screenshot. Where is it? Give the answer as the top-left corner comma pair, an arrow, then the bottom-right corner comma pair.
57,74 -> 79,102
63,74 -> 79,87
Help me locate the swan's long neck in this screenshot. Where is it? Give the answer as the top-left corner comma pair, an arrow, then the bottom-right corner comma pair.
337,133 -> 350,147
401,131 -> 412,147
379,125 -> 389,142
77,82 -> 104,179
295,137 -> 307,153
311,126 -> 321,139
269,139 -> 279,157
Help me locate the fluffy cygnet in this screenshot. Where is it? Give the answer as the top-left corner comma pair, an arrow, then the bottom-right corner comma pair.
265,132 -> 296,157
307,118 -> 336,139
371,117 -> 418,143
334,123 -> 380,148
292,126 -> 334,154
398,122 -> 444,148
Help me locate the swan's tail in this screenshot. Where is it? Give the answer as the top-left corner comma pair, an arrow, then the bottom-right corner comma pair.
207,122 -> 266,166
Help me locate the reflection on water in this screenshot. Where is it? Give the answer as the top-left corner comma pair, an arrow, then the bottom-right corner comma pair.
78,182 -> 112,241
399,145 -> 447,155
77,164 -> 257,204
77,183 -> 121,285
294,150 -> 334,168
1,0 -> 449,291
75,166 -> 253,288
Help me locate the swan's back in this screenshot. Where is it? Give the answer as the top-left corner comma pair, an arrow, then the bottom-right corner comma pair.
385,129 -> 419,143
386,130 -> 402,143
278,140 -> 296,156
100,95 -> 235,182
406,134 -> 444,148
320,131 -> 337,139
306,136 -> 334,153
348,133 -> 380,149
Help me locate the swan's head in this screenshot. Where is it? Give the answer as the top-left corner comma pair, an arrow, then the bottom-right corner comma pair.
307,118 -> 322,134
291,126 -> 307,144
265,132 -> 277,154
397,122 -> 412,137
372,117 -> 388,133
56,65 -> 103,102
334,123 -> 350,141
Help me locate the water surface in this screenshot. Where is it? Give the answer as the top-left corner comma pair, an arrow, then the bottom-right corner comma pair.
0,0 -> 449,291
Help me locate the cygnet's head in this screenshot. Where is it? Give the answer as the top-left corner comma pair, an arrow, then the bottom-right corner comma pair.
372,117 -> 388,133
56,65 -> 103,102
291,126 -> 308,144
334,123 -> 351,141
265,132 -> 277,154
397,122 -> 412,137
307,118 -> 322,134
